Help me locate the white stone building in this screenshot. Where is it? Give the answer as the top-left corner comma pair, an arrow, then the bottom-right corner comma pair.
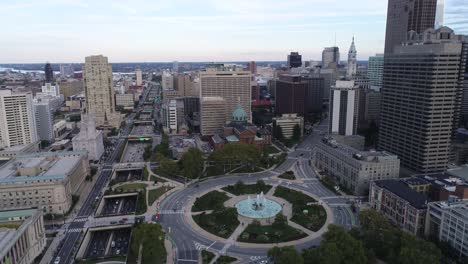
329,80 -> 360,136
72,114 -> 104,161
0,208 -> 46,264
314,137 -> 400,195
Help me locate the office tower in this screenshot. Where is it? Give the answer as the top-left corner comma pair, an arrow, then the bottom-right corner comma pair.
173,61 -> 179,73
276,75 -> 324,116
200,97 -> 226,135
72,113 -> 104,161
287,52 -> 302,68
135,69 -> 143,86
322,47 -> 340,68
58,79 -> 83,98
83,55 -> 121,128
161,99 -> 185,134
247,61 -> 257,74
0,90 -> 37,148
384,0 -> 437,54
435,0 -> 445,29
60,64 -> 74,77
162,71 -> 174,90
367,54 -> 385,89
275,75 -> 307,116
378,27 -> 467,174
175,73 -> 193,96
199,66 -> 251,135
329,80 -> 359,136
458,37 -> 468,127
44,62 -> 54,83
347,37 -> 357,79
34,101 -> 54,142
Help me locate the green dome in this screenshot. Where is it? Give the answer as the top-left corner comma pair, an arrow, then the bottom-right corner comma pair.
232,104 -> 248,122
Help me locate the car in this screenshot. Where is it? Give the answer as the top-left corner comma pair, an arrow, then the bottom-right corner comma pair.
121,217 -> 128,221
110,221 -> 117,224
54,257 -> 61,264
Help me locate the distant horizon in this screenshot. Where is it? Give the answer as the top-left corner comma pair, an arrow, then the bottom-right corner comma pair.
0,0 -> 466,63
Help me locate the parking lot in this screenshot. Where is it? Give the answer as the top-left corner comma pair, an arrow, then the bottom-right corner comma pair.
84,228 -> 131,259
131,124 -> 154,136
100,196 -> 137,216
121,142 -> 147,163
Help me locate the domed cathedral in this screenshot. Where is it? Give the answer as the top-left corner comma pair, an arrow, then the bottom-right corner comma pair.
210,103 -> 272,150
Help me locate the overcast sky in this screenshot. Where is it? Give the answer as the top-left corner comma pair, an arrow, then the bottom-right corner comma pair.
0,0 -> 466,63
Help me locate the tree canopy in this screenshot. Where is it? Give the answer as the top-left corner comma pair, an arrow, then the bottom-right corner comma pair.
131,223 -> 166,264
208,143 -> 262,173
268,246 -> 304,264
180,147 -> 204,179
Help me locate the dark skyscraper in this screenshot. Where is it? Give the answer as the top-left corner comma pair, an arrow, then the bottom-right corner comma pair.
287,52 -> 302,68
378,27 -> 467,174
275,75 -> 324,117
44,62 -> 54,83
384,0 -> 437,54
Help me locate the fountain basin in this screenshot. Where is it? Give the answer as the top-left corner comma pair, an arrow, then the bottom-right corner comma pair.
235,197 -> 282,219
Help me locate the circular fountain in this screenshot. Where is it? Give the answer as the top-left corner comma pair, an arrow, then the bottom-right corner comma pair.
235,192 -> 282,219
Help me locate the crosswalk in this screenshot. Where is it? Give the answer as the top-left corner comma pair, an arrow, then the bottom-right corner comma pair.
68,228 -> 82,233
158,210 -> 184,215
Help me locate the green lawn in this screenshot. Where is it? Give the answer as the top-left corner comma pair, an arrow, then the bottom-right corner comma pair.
278,171 -> 296,180
222,180 -> 272,195
115,183 -> 147,192
238,219 -> 306,243
263,145 -> 280,156
274,186 -> 326,232
273,186 -> 316,205
148,186 -> 173,206
193,208 -> 240,238
217,256 -> 237,264
192,191 -> 230,212
291,204 -> 327,232
202,250 -> 215,264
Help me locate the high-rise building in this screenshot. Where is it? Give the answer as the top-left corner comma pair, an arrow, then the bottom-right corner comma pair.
34,101 -> 54,142
175,74 -> 194,96
135,69 -> 143,86
199,66 -> 251,135
275,75 -> 324,116
60,64 -> 74,77
347,37 -> 357,79
200,97 -> 227,136
367,54 -> 385,89
247,61 -> 257,74
287,52 -> 302,68
322,47 -> 340,68
0,90 -> 37,148
161,99 -> 185,134
434,0 -> 445,29
329,80 -> 359,136
384,0 -> 438,54
162,71 -> 174,91
58,79 -> 83,98
378,27 -> 467,174
173,61 -> 179,73
44,62 -> 54,83
83,55 -> 121,128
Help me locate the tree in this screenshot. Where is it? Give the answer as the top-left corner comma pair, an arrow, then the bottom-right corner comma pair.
154,133 -> 171,158
302,225 -> 367,264
181,147 -> 204,179
268,246 -> 303,264
292,124 -> 301,142
131,223 -> 166,264
208,143 -> 262,173
159,158 -> 179,176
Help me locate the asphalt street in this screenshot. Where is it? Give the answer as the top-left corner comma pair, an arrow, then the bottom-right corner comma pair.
50,84 -> 154,264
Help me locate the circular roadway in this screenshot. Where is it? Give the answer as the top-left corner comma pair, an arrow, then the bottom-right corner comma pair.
158,121 -> 358,264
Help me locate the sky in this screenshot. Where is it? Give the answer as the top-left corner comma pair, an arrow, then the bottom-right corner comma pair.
0,0 -> 467,63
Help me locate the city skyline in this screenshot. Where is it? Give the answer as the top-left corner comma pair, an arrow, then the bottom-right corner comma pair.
1,0 -> 467,63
